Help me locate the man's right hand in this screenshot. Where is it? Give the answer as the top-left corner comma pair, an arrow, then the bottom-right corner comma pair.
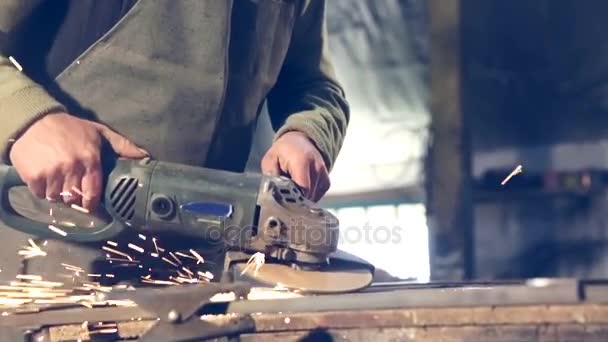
9,113 -> 148,211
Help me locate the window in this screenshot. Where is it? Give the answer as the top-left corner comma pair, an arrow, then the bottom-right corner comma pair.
328,203 -> 430,282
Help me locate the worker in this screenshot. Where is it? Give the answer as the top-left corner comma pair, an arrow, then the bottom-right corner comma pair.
0,0 -> 349,282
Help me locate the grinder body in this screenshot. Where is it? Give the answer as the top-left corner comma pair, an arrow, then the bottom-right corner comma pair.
0,159 -> 374,293
110,158 -> 260,244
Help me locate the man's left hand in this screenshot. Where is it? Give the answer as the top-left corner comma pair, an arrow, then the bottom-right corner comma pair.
261,131 -> 330,202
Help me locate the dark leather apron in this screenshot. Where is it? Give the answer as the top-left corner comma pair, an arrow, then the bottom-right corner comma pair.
55,0 -> 233,165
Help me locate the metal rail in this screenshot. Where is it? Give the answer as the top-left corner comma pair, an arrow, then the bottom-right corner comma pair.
2,279 -> 608,341
2,279 -> 608,327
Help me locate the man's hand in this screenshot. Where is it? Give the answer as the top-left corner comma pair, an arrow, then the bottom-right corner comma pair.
261,131 -> 330,202
9,112 -> 148,211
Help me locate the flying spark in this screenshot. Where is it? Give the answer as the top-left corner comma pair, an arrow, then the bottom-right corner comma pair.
71,186 -> 84,197
152,238 -> 159,254
18,239 -> 47,259
105,258 -> 139,263
175,252 -> 196,260
198,271 -> 214,280
240,252 -> 265,276
48,225 -> 67,236
70,204 -> 89,214
181,267 -> 194,276
61,263 -> 84,273
501,165 -> 523,186
101,246 -> 133,261
189,249 -> 205,264
4,233 -> 220,314
141,278 -> 177,286
161,257 -> 178,268
8,56 -> 23,71
127,243 -> 145,254
169,252 -> 182,265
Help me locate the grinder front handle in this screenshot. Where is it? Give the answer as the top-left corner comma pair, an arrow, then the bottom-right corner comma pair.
0,164 -> 128,242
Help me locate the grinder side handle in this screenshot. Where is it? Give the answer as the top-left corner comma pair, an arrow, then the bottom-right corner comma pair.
0,165 -> 53,236
0,164 -> 128,242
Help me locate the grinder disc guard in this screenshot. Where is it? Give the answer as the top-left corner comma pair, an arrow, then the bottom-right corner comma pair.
233,251 -> 375,294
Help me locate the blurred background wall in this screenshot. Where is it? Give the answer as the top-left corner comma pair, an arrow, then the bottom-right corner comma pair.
464,0 -> 608,280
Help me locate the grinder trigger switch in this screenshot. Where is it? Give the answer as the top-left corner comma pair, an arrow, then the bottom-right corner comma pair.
150,194 -> 175,220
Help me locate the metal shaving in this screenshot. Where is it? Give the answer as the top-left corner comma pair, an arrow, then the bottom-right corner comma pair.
48,224 -> 67,236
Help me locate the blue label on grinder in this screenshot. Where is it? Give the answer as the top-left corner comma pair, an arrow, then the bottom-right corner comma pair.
181,202 -> 233,218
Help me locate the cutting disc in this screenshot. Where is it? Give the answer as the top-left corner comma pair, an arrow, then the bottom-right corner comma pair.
234,262 -> 374,294
8,186 -> 111,228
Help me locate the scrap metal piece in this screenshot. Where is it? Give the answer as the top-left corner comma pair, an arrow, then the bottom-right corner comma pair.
106,282 -> 255,341
107,282 -> 250,322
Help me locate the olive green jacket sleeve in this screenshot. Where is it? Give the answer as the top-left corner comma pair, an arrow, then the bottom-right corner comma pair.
267,0 -> 350,171
0,0 -> 66,163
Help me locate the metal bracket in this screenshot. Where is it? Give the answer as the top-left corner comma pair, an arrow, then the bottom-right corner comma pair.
106,282 -> 255,341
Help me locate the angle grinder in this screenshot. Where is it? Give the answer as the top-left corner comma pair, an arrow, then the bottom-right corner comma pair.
0,158 -> 374,293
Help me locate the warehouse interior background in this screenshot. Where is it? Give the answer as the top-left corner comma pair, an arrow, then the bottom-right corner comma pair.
248,0 -> 608,283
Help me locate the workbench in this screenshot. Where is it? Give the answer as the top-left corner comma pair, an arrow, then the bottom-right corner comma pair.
3,279 -> 608,341
47,304 -> 608,341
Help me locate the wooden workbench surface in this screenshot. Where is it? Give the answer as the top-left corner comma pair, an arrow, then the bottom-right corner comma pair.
49,304 -> 608,341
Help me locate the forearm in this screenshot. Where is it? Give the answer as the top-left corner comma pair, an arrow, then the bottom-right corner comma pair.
0,55 -> 65,124
0,0 -> 66,162
0,59 -> 65,146
268,0 -> 349,171
0,55 -> 66,163
270,69 -> 349,171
